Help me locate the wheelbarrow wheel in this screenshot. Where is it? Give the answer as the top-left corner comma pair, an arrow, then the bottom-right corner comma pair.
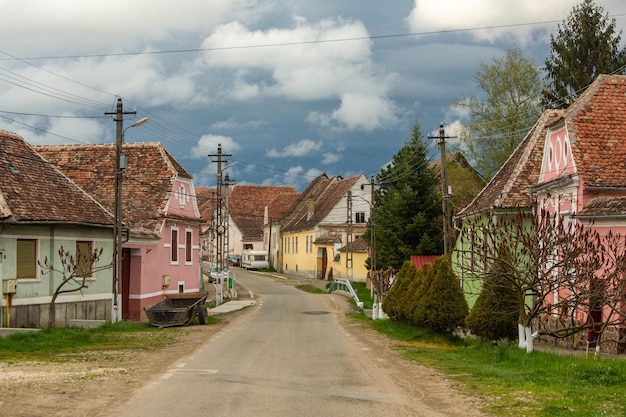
197,304 -> 209,325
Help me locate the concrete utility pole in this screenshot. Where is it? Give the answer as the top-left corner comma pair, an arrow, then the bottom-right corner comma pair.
429,123 -> 456,255
346,190 -> 353,282
208,144 -> 231,275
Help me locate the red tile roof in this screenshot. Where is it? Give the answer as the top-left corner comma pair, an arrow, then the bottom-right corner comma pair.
456,110 -> 562,218
34,142 -> 196,238
558,74 -> 626,188
196,185 -> 299,239
0,130 -> 113,226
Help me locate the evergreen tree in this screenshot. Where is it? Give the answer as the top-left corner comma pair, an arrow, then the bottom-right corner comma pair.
465,262 -> 520,342
454,46 -> 543,180
382,260 -> 416,321
412,257 -> 468,334
370,120 -> 442,269
543,0 -> 626,108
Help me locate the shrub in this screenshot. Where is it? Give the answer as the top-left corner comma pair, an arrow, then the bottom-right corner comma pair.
412,257 -> 469,334
465,264 -> 520,342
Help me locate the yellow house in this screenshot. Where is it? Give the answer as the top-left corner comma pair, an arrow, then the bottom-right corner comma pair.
277,173 -> 371,280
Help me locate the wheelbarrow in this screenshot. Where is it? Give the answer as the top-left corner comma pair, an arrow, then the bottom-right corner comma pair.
144,292 -> 209,328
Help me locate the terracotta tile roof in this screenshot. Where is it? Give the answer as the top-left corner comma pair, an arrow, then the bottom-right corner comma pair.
339,236 -> 369,252
281,173 -> 363,233
456,109 -> 562,218
557,74 -> 626,188
229,185 -> 299,239
0,130 -> 113,226
34,142 -> 196,237
576,196 -> 626,218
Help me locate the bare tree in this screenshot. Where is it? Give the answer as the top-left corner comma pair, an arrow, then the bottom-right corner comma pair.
39,245 -> 106,327
368,267 -> 396,318
459,209 -> 626,353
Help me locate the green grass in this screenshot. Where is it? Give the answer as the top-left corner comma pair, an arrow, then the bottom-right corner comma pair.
0,319 -> 218,363
350,282 -> 374,309
296,283 -> 327,294
356,316 -> 626,417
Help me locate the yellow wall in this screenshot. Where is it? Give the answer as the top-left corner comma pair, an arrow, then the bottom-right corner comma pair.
335,251 -> 369,282
281,230 -> 317,276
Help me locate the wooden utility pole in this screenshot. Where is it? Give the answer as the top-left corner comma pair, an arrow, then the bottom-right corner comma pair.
429,123 -> 456,255
105,97 -> 136,322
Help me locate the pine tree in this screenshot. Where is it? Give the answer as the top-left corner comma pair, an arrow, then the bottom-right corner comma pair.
382,260 -> 416,321
543,0 -> 626,108
371,120 -> 442,269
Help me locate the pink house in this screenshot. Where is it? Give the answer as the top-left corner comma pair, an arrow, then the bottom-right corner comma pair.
532,74 -> 626,353
35,142 -> 203,321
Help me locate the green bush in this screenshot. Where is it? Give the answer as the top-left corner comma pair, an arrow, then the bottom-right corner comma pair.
382,260 -> 417,321
412,257 -> 468,334
465,265 -> 520,342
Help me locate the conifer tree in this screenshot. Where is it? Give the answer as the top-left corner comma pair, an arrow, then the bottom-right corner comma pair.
370,120 -> 442,269
412,257 -> 468,334
543,0 -> 626,108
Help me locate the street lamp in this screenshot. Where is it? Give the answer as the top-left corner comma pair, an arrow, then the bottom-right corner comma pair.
111,97 -> 148,322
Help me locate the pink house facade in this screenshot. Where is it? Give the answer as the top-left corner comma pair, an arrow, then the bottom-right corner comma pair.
36,143 -> 203,321
532,75 -> 626,353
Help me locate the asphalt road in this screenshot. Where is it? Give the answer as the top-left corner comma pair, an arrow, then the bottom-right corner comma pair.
102,271 -> 484,417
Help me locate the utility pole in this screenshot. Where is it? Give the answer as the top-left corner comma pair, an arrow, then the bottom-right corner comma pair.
429,123 -> 456,255
369,175 -> 376,273
346,190 -> 353,282
208,144 -> 231,277
105,97 -> 136,322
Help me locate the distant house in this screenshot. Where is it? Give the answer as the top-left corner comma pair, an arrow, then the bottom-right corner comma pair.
0,131 -> 114,327
277,173 -> 371,281
197,185 -> 299,266
35,142 -> 202,321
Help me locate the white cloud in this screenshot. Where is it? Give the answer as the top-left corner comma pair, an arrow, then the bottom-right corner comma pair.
267,139 -> 322,158
190,134 -> 240,159
406,0 -> 576,44
322,152 -> 341,165
308,93 -> 398,132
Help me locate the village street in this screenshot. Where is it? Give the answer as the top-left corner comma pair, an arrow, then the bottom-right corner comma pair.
96,271 -> 489,417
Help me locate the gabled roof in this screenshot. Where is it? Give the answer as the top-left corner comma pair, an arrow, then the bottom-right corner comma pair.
0,130 -> 113,226
281,173 -> 363,233
196,185 -> 299,239
339,236 -> 369,252
554,74 -> 626,188
230,185 -> 299,239
456,109 -> 562,218
34,142 -> 196,237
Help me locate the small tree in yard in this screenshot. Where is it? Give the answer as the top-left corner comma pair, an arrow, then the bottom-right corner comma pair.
461,209 -> 626,353
465,256 -> 520,342
39,245 -> 105,327
412,257 -> 468,334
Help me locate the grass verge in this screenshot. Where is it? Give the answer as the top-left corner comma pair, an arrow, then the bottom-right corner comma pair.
351,314 -> 626,417
0,319 -> 219,363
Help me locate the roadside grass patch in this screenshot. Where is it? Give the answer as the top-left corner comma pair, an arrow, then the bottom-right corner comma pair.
0,320 -> 217,363
296,283 -> 327,294
357,316 -> 626,417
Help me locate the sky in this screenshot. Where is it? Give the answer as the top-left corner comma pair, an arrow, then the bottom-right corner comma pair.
2,0 -> 626,191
